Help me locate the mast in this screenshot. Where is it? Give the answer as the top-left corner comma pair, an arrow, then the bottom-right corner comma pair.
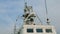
22,0 -> 36,25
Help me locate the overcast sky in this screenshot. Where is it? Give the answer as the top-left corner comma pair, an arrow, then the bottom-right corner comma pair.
0,0 -> 60,34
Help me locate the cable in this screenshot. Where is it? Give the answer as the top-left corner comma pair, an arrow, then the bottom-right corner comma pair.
34,11 -> 43,25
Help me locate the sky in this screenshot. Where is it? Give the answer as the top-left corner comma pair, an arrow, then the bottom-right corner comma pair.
0,0 -> 60,34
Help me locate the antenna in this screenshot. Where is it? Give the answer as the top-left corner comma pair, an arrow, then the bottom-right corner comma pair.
24,0 -> 27,6
45,0 -> 50,25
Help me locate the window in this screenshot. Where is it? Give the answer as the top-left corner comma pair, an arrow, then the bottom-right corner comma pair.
46,29 -> 52,33
27,29 -> 33,33
36,29 -> 43,33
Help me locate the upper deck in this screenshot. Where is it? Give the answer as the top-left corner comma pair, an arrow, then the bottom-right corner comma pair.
20,25 -> 56,34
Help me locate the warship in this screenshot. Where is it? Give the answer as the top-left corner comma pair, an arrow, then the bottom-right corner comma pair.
14,0 -> 57,34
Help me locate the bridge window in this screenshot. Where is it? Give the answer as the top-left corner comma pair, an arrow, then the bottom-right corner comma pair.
46,29 -> 52,33
27,29 -> 33,33
36,29 -> 43,33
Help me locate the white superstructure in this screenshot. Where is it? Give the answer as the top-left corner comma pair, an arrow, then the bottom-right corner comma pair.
20,25 -> 56,34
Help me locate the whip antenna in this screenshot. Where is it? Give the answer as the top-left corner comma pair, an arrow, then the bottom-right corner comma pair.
45,0 -> 50,25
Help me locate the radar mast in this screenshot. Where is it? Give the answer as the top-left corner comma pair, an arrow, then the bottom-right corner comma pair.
22,0 -> 36,25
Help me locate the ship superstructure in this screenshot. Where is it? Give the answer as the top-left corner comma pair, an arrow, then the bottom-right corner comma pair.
14,0 -> 57,34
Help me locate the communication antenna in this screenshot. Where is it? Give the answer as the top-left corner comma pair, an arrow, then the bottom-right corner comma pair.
24,0 -> 27,5
45,0 -> 50,25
